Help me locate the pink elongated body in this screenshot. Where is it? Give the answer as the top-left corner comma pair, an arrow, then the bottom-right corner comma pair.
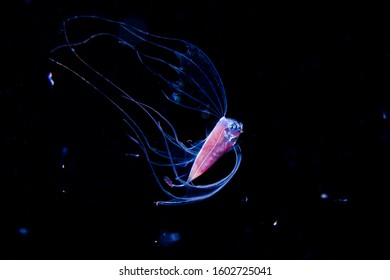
188,117 -> 243,181
50,16 -> 244,205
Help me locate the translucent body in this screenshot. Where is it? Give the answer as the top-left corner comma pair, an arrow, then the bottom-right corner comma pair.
50,16 -> 243,205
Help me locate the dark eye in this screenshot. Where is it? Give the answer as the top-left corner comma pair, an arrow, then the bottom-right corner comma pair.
229,122 -> 238,131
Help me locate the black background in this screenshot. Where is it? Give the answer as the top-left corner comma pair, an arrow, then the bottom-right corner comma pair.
1,0 -> 390,259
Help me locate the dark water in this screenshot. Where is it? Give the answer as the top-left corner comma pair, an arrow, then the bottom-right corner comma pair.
1,0 -> 390,259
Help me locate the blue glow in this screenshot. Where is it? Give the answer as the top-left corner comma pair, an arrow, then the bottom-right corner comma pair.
157,231 -> 181,247
48,72 -> 54,87
18,227 -> 29,236
61,146 -> 68,157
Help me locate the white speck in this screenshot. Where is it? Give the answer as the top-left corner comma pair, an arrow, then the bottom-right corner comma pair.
61,164 -> 65,169
273,220 -> 278,226
335,198 -> 349,202
321,193 -> 329,199
126,153 -> 139,157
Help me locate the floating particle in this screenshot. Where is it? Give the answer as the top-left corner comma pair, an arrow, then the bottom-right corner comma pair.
18,227 -> 29,236
156,231 -> 181,248
61,146 -> 69,157
126,153 -> 140,158
48,72 -> 54,87
320,193 -> 329,199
